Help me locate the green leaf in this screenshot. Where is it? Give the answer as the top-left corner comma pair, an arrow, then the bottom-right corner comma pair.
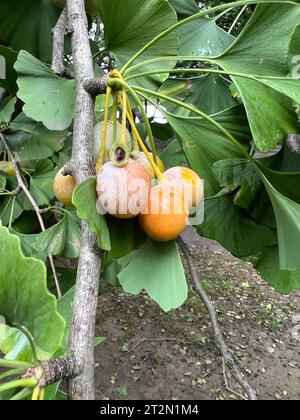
47,267 -> 76,296
7,113 -> 66,160
14,51 -> 75,131
164,105 -> 251,197
197,190 -> 277,257
0,225 -> 66,359
169,0 -> 198,18
57,287 -> 75,351
94,336 -> 106,347
0,97 -> 16,123
0,45 -> 18,93
0,325 -> 32,362
160,138 -> 187,169
213,4 -> 300,151
118,239 -> 188,312
179,17 -> 235,57
261,175 -> 300,270
0,0 -> 61,62
16,213 -> 81,260
257,247 -> 300,294
213,158 -> 262,209
159,74 -> 238,116
106,216 -> 146,262
95,0 -> 179,89
288,25 -> 300,73
26,160 -> 56,208
0,178 -> 27,226
44,383 -> 61,401
0,174 -> 6,191
73,177 -> 111,251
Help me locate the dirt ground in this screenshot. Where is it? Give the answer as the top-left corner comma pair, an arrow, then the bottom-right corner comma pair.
94,228 -> 300,401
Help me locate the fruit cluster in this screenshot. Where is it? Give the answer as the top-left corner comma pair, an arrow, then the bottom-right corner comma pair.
53,75 -> 203,242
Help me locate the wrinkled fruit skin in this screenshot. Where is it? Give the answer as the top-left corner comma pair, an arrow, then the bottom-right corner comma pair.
53,169 -> 77,207
163,166 -> 204,209
93,121 -> 132,165
139,184 -> 188,242
97,160 -> 151,219
135,152 -> 165,179
0,161 -> 16,177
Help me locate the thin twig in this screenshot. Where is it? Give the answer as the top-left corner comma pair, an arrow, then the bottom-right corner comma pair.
128,337 -> 192,353
222,357 -> 248,400
51,7 -> 74,79
0,133 -> 62,298
94,16 -> 102,43
177,236 -> 257,401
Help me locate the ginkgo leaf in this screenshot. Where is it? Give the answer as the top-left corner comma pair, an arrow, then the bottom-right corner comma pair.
118,239 -> 188,312
0,97 -> 16,123
16,212 -> 81,260
73,177 -> 111,251
0,225 -> 66,359
14,51 -> 75,131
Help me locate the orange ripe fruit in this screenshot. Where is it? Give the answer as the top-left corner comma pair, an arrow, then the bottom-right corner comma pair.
139,184 -> 188,242
53,169 -> 76,207
163,166 -> 204,208
97,159 -> 151,219
135,152 -> 165,179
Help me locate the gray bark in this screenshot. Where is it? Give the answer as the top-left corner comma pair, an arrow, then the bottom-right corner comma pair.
66,0 -> 101,400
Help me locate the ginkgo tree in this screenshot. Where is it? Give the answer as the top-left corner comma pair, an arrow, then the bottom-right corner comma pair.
0,0 -> 299,401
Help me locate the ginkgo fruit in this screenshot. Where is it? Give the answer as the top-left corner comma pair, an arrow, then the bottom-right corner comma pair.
97,159 -> 151,219
93,121 -> 132,165
139,184 -> 188,242
135,152 -> 165,179
0,161 -> 16,177
163,166 -> 204,208
53,169 -> 76,207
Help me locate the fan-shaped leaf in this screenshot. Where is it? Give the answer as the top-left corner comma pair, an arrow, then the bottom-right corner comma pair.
94,0 -> 179,89
14,51 -> 75,131
73,177 -> 111,252
118,239 -> 187,312
0,225 -> 66,359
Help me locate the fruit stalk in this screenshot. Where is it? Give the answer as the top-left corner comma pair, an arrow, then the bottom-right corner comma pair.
96,86 -> 112,172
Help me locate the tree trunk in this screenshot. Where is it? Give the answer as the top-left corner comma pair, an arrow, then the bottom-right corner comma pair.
66,0 -> 101,400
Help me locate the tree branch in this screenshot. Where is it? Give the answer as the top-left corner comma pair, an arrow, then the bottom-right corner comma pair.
94,16 -> 102,43
65,0 -> 101,400
0,133 -> 62,299
22,356 -> 79,388
51,7 -> 74,79
177,236 -> 257,401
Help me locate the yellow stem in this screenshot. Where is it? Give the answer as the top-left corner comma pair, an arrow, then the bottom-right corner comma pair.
120,87 -> 127,145
39,388 -> 45,401
96,86 -> 112,173
32,386 -> 41,401
126,96 -> 139,155
125,109 -> 164,181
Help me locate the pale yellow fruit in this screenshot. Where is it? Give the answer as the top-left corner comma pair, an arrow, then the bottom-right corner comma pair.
0,161 -> 16,177
53,169 -> 77,207
93,121 -> 132,165
163,166 -> 204,209
96,160 -> 151,219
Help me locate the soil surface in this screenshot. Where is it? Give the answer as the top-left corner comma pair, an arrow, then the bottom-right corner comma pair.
94,227 -> 300,401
